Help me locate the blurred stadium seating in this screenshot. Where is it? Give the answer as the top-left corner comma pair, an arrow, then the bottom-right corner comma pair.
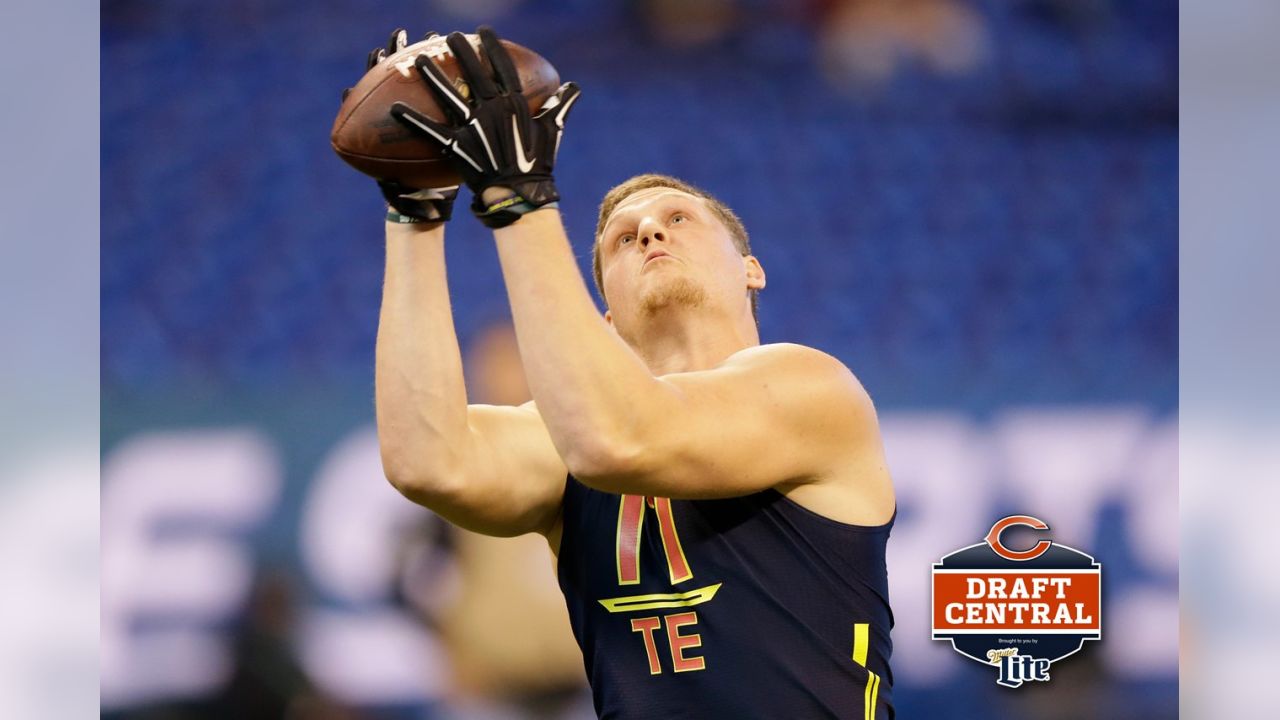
102,0 -> 1174,408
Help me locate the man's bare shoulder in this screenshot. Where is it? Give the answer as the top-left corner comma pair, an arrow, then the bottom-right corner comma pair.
652,341 -> 881,466
717,343 -> 892,524
687,343 -> 875,410
720,342 -> 858,373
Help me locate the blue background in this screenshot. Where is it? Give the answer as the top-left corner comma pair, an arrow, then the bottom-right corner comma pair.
102,0 -> 1176,409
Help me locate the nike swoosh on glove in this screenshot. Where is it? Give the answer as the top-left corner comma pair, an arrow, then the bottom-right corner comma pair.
389,26 -> 581,228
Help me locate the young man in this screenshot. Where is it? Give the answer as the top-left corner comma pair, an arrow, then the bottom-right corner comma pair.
370,27 -> 896,719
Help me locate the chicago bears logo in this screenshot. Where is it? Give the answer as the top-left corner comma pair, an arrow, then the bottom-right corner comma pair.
932,515 -> 1102,688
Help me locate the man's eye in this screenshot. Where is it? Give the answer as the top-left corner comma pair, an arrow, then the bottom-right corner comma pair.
619,234 -> 635,245
671,214 -> 687,224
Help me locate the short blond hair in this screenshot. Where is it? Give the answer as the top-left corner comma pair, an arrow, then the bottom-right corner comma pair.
592,174 -> 758,319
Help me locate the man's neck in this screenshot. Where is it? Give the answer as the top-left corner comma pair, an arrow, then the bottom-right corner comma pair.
626,308 -> 760,375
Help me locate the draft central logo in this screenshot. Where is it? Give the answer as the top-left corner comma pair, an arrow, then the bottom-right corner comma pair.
931,515 -> 1102,688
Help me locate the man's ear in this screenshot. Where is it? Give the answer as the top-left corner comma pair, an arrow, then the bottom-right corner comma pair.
744,255 -> 766,290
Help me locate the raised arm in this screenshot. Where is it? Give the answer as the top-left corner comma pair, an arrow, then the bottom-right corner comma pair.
375,219 -> 565,537
357,29 -> 565,538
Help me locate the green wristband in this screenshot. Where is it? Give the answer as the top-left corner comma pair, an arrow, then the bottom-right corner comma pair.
491,199 -> 558,215
475,198 -> 559,229
386,210 -> 429,224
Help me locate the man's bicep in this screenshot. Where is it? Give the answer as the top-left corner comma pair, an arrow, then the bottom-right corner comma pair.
435,403 -> 566,537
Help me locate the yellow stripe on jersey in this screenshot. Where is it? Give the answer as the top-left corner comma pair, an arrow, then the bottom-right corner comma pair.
853,623 -> 878,719
852,622 -> 869,666
864,670 -> 880,720
598,583 -> 722,613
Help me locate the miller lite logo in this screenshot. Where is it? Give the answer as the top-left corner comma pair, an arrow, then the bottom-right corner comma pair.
931,515 -> 1102,688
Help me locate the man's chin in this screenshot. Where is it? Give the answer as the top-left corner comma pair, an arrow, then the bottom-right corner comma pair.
640,277 -> 708,317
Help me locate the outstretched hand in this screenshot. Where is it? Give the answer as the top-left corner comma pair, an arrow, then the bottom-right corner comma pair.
389,26 -> 581,228
349,29 -> 460,224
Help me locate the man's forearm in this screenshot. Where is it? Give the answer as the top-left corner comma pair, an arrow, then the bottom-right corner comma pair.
375,220 -> 471,494
492,209 -> 668,471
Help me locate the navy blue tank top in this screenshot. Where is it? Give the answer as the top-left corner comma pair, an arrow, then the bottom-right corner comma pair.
557,476 -> 894,719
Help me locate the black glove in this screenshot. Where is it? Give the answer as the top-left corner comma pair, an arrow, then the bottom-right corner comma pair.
388,26 -> 581,228
378,181 -> 459,223
348,29 -> 459,223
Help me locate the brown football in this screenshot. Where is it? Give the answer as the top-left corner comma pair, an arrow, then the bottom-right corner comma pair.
331,34 -> 560,188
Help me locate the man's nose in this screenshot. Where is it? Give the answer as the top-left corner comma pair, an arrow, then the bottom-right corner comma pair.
638,220 -> 666,247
